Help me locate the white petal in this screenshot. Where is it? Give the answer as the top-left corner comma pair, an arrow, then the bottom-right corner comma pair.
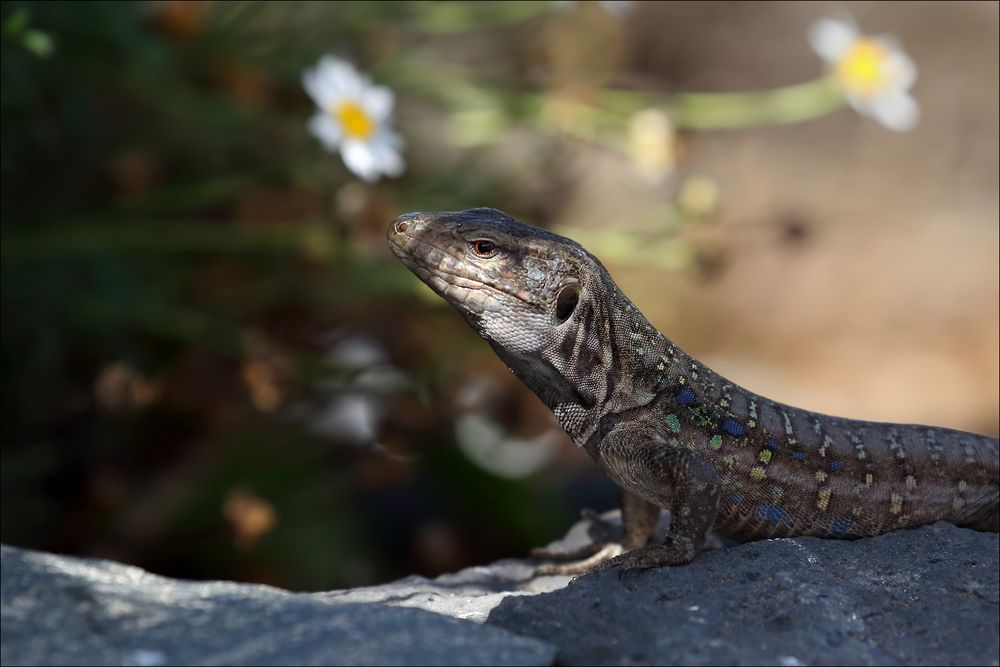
302,65 -> 333,109
302,56 -> 365,108
880,40 -> 918,91
808,16 -> 859,63
341,140 -> 379,182
362,85 -> 395,122
870,90 -> 920,132
318,55 -> 367,96
303,59 -> 346,107
378,126 -> 404,149
370,135 -> 405,178
308,112 -> 342,150
844,93 -> 867,115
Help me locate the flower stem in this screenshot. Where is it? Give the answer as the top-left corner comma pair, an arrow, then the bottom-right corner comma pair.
656,75 -> 845,130
560,74 -> 844,133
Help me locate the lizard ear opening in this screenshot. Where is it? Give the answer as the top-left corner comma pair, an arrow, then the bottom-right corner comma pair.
555,285 -> 579,323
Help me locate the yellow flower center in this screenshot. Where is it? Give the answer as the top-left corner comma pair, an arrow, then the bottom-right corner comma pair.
835,38 -> 890,98
333,101 -> 374,139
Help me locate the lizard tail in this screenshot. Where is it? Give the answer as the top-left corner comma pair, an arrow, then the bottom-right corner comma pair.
961,436 -> 999,533
962,495 -> 998,532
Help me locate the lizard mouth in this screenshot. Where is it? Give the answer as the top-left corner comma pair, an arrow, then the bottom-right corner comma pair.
389,233 -> 491,291
387,220 -> 543,309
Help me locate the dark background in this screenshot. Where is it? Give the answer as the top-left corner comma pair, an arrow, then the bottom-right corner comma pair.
2,1 -> 997,591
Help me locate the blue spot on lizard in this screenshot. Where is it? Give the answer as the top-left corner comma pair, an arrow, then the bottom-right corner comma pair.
675,387 -> 696,405
756,504 -> 788,524
830,516 -> 852,536
722,418 -> 747,438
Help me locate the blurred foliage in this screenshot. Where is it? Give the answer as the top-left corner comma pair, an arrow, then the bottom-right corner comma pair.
0,0 -> 618,589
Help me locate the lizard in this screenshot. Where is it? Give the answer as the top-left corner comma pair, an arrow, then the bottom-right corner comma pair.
387,207 -> 1000,574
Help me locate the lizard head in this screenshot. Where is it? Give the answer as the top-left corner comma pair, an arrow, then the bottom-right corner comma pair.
388,207 -> 660,443
387,208 -> 593,356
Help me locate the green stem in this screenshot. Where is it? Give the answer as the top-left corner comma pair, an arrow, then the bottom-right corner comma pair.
532,76 -> 849,138
664,75 -> 847,130
390,50 -> 846,135
594,75 -> 846,131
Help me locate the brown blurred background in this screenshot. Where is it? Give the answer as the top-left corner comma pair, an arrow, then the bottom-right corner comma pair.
1,1 -> 997,592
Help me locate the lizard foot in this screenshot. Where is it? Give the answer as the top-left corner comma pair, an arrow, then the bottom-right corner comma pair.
534,542 -> 628,575
592,535 -> 697,574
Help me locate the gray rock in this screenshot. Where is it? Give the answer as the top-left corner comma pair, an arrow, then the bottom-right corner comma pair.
0,545 -> 555,666
316,559 -> 566,624
487,521 -> 1000,666
315,521 -> 595,623
4,519 -> 997,666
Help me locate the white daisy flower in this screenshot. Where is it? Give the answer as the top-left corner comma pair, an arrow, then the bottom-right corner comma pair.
303,56 -> 405,182
808,16 -> 919,132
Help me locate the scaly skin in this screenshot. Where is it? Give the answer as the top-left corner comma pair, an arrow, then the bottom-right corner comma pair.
388,208 -> 999,572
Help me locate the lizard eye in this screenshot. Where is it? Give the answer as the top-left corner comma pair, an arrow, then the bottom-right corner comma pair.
470,240 -> 499,258
554,285 -> 579,323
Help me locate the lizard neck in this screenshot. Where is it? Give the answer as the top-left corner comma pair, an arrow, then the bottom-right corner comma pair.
489,275 -> 678,447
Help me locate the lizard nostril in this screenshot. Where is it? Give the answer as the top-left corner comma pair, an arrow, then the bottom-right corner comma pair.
393,213 -> 423,235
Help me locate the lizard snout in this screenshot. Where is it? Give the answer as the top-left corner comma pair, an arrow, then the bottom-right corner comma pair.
390,212 -> 424,237
387,213 -> 426,258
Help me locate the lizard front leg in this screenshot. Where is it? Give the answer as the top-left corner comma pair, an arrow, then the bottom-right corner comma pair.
532,490 -> 660,575
596,429 -> 722,571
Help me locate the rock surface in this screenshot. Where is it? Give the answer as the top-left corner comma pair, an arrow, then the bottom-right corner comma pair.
0,545 -> 555,667
488,521 -> 1000,666
2,520 -> 998,666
